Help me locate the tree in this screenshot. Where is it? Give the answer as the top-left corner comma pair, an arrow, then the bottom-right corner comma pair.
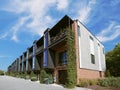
106,43 -> 120,77
0,70 -> 4,75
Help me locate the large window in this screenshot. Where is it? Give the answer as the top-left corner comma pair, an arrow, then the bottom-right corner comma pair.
91,54 -> 95,64
59,51 -> 67,65
90,36 -> 95,64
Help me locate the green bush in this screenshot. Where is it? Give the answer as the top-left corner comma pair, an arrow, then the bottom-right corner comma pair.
105,70 -> 111,77
31,76 -> 38,81
88,79 -> 98,85
77,79 -> 89,87
7,72 -> 15,76
26,75 -> 30,79
30,71 -> 38,81
77,77 -> 120,88
77,79 -> 98,87
22,72 -> 29,79
0,70 -> 4,75
40,70 -> 49,84
98,77 -> 120,87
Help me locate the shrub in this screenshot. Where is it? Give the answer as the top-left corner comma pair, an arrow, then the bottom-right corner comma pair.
78,79 -> 89,87
105,70 -> 111,77
88,79 -> 98,85
30,71 -> 38,81
40,70 -> 49,84
23,72 -> 30,79
48,74 -> 54,84
98,78 -> 109,87
0,70 -> 4,75
31,76 -> 38,81
8,72 -> 15,76
98,77 -> 120,87
77,79 -> 98,87
26,75 -> 30,79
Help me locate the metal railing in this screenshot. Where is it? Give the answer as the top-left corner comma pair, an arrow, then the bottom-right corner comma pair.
50,31 -> 67,44
36,45 -> 44,53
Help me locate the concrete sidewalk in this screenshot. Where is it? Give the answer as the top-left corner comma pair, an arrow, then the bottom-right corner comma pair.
0,76 -> 91,90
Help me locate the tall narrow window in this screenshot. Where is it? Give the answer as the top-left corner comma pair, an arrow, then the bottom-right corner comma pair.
78,25 -> 80,36
90,36 -> 95,64
103,48 -> 105,54
91,54 -> 95,64
59,51 -> 67,65
90,36 -> 94,54
98,43 -> 102,70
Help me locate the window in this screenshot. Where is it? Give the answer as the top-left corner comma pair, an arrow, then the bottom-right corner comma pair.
103,48 -> 105,54
91,54 -> 95,64
90,36 -> 94,54
90,36 -> 93,40
90,36 -> 95,64
78,25 -> 80,36
59,51 -> 67,65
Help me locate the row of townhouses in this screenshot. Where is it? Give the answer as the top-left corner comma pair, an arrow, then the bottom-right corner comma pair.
8,15 -> 106,84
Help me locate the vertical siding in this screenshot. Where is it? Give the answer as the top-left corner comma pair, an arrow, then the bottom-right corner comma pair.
77,21 -> 106,71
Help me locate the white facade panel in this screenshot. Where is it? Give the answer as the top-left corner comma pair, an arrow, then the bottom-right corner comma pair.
98,43 -> 102,71
77,20 -> 106,71
90,37 -> 95,55
77,22 -> 82,68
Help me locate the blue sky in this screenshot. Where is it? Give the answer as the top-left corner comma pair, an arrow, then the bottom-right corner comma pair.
0,0 -> 120,71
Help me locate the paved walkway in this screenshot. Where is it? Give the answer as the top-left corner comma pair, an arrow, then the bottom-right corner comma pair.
0,76 -> 91,90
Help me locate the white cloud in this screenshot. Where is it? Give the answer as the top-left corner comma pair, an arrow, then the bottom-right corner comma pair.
78,0 -> 96,23
110,0 -> 120,6
56,0 -> 69,10
0,54 -> 12,58
0,33 -> 8,39
10,16 -> 30,42
96,22 -> 120,42
1,0 -> 60,42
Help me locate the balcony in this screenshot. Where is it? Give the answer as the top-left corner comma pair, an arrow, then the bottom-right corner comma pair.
50,30 -> 67,45
28,53 -> 33,58
36,45 -> 44,54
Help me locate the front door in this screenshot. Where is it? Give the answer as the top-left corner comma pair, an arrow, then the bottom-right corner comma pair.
58,70 -> 67,84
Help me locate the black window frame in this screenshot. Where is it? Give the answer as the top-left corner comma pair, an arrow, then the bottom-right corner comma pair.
91,54 -> 95,64
59,51 -> 67,65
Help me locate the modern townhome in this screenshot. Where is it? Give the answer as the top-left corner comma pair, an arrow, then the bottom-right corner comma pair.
8,15 -> 106,84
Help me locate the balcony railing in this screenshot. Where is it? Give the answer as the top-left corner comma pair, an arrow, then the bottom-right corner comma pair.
23,57 -> 27,62
50,30 -> 67,45
36,45 -> 44,53
29,53 -> 33,58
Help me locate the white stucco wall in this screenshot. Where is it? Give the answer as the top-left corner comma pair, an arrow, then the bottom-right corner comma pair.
77,21 -> 106,71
